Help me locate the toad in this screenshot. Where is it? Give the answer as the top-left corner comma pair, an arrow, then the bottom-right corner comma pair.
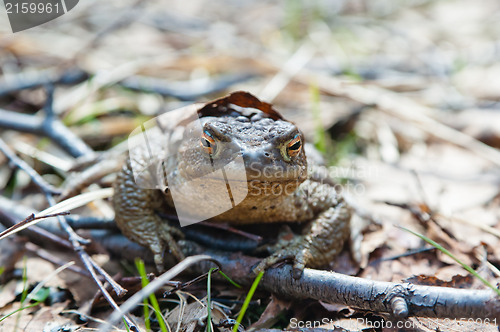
113,91 -> 351,278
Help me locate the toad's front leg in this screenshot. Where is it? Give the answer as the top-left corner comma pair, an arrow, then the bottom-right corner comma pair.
113,159 -> 184,271
253,199 -> 351,279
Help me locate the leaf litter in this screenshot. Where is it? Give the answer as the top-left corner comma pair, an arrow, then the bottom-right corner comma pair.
1,0 -> 500,330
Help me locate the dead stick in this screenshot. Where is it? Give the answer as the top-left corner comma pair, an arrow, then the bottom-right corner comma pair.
184,244 -> 500,321
0,68 -> 87,97
0,109 -> 94,159
0,138 -> 61,194
0,85 -> 93,159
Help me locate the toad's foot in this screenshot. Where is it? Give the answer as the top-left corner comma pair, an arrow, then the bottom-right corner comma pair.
252,202 -> 351,279
118,213 -> 185,273
153,221 -> 185,272
252,235 -> 312,279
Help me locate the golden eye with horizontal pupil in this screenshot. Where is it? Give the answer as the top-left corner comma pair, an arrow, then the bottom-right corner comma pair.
200,130 -> 217,155
282,134 -> 302,161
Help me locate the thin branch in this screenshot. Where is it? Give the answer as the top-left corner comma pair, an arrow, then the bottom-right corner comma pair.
25,242 -> 92,277
65,215 -> 117,230
263,267 -> 499,320
0,108 -> 94,159
0,211 -> 70,241
90,233 -> 500,321
0,68 -> 88,97
0,202 -> 73,248
0,85 -> 94,158
182,243 -> 500,321
78,246 -> 137,329
0,138 -> 61,195
58,158 -> 124,200
39,194 -> 131,301
120,72 -> 257,101
163,268 -> 219,296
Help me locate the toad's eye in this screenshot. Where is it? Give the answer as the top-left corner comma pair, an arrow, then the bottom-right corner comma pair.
200,130 -> 217,155
282,134 -> 302,161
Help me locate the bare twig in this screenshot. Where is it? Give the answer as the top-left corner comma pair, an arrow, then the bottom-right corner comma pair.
0,211 -> 70,241
90,233 -> 500,321
0,68 -> 88,97
0,138 -> 61,195
0,108 -> 94,159
66,215 -> 116,230
183,243 -> 500,321
120,72 -> 257,101
25,242 -> 91,277
0,85 -> 94,159
78,246 -> 137,330
0,199 -> 74,249
58,158 -> 124,201
163,267 -> 220,296
33,191 -> 130,300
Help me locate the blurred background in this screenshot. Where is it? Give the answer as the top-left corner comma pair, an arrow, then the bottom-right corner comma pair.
1,0 -> 500,330
2,0 -> 500,152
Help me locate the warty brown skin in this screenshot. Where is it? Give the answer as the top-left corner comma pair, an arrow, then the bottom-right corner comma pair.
113,98 -> 351,279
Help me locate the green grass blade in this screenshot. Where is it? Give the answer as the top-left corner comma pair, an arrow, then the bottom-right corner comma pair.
218,270 -> 241,288
123,318 -> 131,332
20,257 -> 28,304
135,259 -> 151,331
15,257 -> 29,330
135,259 -> 168,332
232,271 -> 264,332
398,226 -> 500,297
208,269 -> 241,331
206,267 -> 218,332
0,302 -> 40,323
147,287 -> 168,332
1,258 -> 43,325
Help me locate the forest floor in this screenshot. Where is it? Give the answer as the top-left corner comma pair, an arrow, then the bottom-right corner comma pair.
0,0 -> 500,331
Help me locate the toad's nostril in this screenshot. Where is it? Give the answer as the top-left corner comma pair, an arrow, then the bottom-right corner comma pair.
264,152 -> 270,157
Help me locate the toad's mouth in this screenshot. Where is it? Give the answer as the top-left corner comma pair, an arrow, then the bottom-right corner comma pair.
187,162 -> 308,183
191,176 -> 304,186
170,176 -> 303,200
186,171 -> 307,186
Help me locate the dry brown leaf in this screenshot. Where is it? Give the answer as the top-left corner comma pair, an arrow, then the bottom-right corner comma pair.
404,274 -> 474,288
249,294 -> 291,329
